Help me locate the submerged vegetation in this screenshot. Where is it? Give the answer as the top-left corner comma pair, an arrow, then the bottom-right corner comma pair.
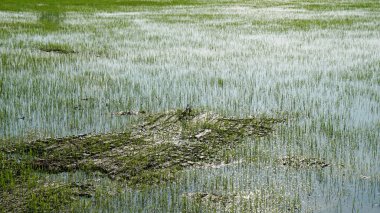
1,0 -> 380,212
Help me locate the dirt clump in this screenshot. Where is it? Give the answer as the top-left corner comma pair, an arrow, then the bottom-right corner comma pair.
279,156 -> 330,169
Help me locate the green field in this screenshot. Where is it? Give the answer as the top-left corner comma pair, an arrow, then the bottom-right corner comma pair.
1,0 -> 380,212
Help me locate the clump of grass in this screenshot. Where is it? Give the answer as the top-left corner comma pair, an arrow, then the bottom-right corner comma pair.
210,77 -> 225,88
39,43 -> 76,54
26,183 -> 77,212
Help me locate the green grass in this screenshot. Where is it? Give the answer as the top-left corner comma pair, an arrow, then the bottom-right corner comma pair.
0,151 -> 79,212
295,0 -> 380,11
0,0 -> 201,12
38,43 -> 76,54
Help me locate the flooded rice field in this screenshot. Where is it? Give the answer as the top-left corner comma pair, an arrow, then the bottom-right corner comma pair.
1,0 -> 379,212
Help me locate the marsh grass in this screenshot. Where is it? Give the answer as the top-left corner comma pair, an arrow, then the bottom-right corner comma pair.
0,151 -> 82,212
295,0 -> 380,11
0,0 -> 201,12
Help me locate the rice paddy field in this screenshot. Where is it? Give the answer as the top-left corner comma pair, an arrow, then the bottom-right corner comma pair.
1,0 -> 380,212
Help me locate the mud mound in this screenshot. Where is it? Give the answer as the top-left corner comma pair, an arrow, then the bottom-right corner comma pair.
19,109 -> 283,186
279,156 -> 330,169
